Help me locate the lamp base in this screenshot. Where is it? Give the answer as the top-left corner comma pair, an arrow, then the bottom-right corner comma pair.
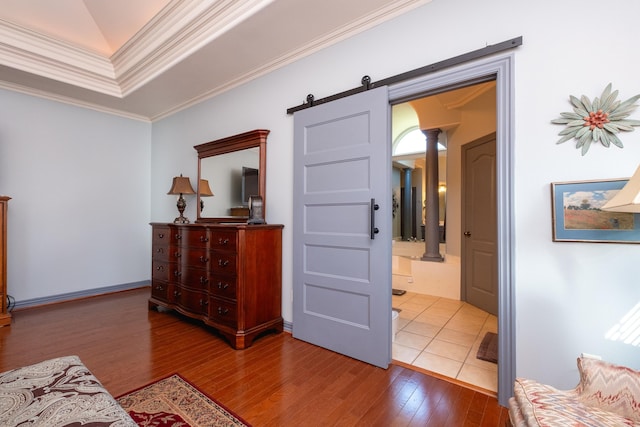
173,216 -> 190,224
173,194 -> 190,224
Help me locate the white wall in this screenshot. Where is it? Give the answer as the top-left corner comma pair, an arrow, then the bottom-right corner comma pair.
501,0 -> 640,387
151,0 -> 640,389
0,90 -> 151,302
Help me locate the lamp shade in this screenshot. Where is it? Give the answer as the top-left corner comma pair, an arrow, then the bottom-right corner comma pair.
601,165 -> 640,213
167,174 -> 195,195
199,179 -> 214,197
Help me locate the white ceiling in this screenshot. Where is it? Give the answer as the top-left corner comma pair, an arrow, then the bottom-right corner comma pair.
0,0 -> 429,121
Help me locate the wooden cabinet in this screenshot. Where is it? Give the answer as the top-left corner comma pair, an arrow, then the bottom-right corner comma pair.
0,196 -> 10,327
148,223 -> 283,349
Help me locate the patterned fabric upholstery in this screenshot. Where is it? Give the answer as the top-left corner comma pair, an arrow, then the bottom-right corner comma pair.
0,355 -> 136,426
509,357 -> 640,427
577,357 -> 640,423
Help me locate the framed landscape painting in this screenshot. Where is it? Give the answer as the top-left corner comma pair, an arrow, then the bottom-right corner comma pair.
551,179 -> 640,243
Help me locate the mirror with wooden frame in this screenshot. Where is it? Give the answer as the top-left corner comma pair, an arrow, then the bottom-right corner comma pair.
194,129 -> 268,223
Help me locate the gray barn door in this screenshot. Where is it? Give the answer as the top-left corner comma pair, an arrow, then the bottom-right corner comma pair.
292,87 -> 392,368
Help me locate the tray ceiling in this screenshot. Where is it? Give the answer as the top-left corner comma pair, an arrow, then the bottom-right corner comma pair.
0,0 -> 429,121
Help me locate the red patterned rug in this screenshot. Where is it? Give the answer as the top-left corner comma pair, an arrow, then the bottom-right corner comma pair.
117,374 -> 250,427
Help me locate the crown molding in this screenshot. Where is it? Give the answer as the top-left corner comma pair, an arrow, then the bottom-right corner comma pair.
0,79 -> 150,122
0,1 -> 274,99
113,0 -> 274,96
150,0 -> 431,121
0,18 -> 121,96
0,0 -> 431,121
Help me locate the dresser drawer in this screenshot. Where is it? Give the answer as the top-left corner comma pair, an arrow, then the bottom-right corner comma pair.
151,260 -> 171,281
210,231 -> 237,251
209,276 -> 237,300
183,248 -> 210,267
208,298 -> 237,327
152,244 -> 169,262
152,226 -> 171,245
210,251 -> 237,276
170,249 -> 184,264
151,281 -> 172,302
180,267 -> 210,291
183,228 -> 210,248
171,230 -> 184,244
178,287 -> 209,315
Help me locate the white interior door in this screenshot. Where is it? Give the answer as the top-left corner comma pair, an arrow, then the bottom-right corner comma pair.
292,86 -> 392,368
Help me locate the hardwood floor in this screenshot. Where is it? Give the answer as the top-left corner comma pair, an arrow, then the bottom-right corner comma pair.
0,288 -> 510,426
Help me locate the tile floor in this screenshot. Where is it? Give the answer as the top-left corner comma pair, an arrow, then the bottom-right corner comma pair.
392,291 -> 498,393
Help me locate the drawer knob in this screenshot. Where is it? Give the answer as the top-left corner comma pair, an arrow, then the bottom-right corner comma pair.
217,281 -> 229,290
200,235 -> 209,242
218,259 -> 229,267
175,234 -> 182,240
174,270 -> 182,277
200,276 -> 209,284
173,290 -> 181,297
199,256 -> 209,263
200,299 -> 208,307
174,252 -> 181,258
218,238 -> 229,245
155,284 -> 163,291
158,233 -> 164,238
156,265 -> 164,271
217,306 -> 229,315
156,247 -> 164,254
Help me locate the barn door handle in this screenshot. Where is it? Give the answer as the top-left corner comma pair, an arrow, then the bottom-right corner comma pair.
370,198 -> 380,239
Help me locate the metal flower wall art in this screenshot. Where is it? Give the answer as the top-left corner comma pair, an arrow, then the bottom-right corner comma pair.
552,83 -> 640,155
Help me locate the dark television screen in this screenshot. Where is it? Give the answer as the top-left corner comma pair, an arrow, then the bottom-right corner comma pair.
241,166 -> 259,206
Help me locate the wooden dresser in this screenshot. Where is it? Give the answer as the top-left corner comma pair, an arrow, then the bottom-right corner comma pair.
0,196 -> 10,327
148,222 -> 283,349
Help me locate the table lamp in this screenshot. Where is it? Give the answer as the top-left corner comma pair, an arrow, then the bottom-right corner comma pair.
167,174 -> 195,223
602,165 -> 640,213
199,179 -> 214,212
